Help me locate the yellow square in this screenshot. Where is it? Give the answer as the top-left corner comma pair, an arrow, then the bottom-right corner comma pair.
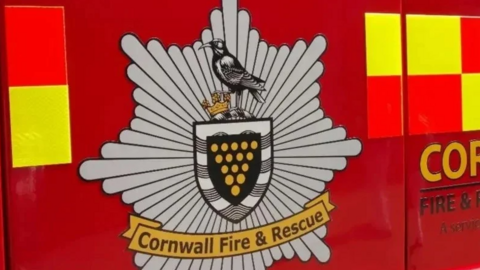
9,85 -> 72,167
365,13 -> 402,76
407,15 -> 461,75
462,74 -> 480,131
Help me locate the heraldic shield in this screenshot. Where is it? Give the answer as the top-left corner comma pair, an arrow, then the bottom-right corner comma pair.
194,119 -> 273,223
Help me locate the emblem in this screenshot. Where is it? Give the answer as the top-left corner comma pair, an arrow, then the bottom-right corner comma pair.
79,0 -> 362,269
195,116 -> 273,223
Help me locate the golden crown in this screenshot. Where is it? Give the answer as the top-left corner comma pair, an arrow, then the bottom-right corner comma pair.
202,92 -> 231,116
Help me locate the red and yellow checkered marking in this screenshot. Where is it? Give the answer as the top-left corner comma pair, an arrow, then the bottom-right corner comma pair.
5,6 -> 71,168
365,13 -> 403,139
366,13 -> 480,138
407,15 -> 480,135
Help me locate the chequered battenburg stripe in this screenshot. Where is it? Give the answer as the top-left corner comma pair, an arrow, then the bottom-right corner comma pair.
366,13 -> 480,138
407,15 -> 480,135
365,13 -> 403,139
5,6 -> 72,168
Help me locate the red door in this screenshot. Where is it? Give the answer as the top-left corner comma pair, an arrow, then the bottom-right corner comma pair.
404,0 -> 480,269
0,0 -> 405,269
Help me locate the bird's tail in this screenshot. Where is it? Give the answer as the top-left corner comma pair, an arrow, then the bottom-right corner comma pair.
250,90 -> 265,103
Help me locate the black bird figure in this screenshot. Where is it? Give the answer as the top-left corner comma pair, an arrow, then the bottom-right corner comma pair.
199,38 -> 266,104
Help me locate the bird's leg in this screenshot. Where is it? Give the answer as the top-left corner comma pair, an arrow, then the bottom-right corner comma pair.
236,91 -> 242,109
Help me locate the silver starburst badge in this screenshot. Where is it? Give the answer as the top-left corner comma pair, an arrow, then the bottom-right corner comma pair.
79,0 -> 362,269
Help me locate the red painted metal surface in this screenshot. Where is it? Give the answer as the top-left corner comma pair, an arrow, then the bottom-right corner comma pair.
0,0 -> 405,269
2,1 -> 480,269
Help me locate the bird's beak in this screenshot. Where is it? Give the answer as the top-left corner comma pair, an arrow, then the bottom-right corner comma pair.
199,43 -> 211,50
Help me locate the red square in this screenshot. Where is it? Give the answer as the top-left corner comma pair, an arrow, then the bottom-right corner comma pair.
5,7 -> 67,86
461,17 -> 480,73
407,75 -> 462,135
367,76 -> 403,138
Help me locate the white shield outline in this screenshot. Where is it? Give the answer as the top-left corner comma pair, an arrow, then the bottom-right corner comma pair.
193,118 -> 273,223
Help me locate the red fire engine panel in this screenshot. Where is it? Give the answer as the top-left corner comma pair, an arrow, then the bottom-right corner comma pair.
0,0 -> 478,270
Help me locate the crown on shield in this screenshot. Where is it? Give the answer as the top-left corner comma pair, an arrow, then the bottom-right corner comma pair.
202,91 -> 231,116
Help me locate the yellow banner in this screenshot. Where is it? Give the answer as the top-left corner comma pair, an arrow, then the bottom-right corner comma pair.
123,192 -> 335,259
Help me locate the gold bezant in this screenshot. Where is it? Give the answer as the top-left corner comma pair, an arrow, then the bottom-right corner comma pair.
231,185 -> 240,196
241,141 -> 248,150
225,175 -> 234,185
237,174 -> 246,184
211,144 -> 219,152
221,144 -> 228,152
